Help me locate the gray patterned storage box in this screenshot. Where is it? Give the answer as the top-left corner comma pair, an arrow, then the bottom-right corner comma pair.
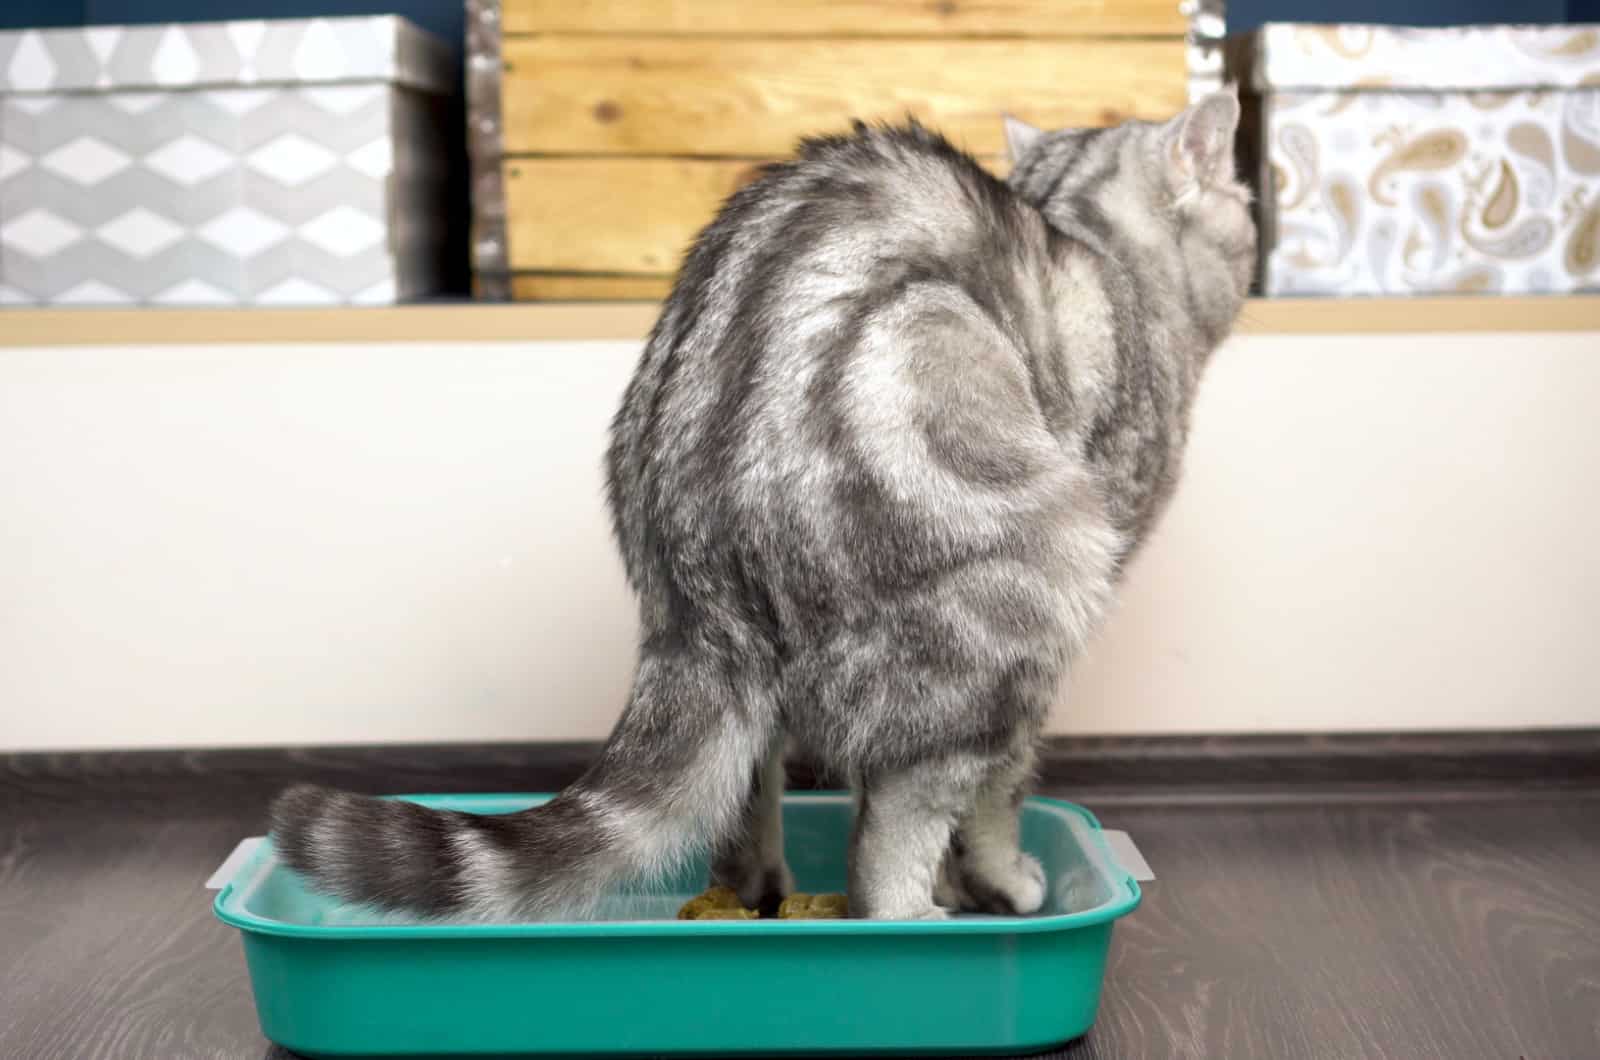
0,17 -> 454,305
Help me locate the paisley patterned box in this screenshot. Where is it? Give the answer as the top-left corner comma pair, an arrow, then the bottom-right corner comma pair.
0,17 -> 455,305
1232,24 -> 1600,296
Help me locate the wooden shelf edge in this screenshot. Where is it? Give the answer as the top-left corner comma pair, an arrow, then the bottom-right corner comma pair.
0,304 -> 664,347
1234,296 -> 1600,336
3,296 -> 1598,348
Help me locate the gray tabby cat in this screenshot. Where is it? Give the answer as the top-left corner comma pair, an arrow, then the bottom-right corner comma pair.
270,89 -> 1253,921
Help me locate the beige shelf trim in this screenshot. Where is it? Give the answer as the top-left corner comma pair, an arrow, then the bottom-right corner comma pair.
3,297 -> 1598,347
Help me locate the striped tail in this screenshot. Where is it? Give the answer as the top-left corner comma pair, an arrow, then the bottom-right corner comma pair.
268,645 -> 768,920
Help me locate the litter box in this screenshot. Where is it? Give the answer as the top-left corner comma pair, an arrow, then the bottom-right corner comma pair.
210,793 -> 1150,1057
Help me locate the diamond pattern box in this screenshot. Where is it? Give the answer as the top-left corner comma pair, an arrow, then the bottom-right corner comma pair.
1231,24 -> 1600,296
0,17 -> 455,305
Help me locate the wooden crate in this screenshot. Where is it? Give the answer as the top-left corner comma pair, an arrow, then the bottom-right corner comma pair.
473,0 -> 1195,301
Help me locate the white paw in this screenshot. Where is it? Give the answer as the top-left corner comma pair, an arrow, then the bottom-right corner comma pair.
958,851 -> 1047,915
853,886 -> 952,921
1006,853 -> 1047,914
879,904 -> 949,921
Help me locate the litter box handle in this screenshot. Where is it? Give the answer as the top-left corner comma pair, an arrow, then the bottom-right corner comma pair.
206,835 -> 266,890
1099,830 -> 1155,882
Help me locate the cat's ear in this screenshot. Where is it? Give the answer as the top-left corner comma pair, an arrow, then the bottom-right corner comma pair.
1003,114 -> 1044,163
1162,86 -> 1241,197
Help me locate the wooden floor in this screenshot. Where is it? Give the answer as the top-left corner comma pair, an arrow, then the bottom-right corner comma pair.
2,745 -> 1597,1059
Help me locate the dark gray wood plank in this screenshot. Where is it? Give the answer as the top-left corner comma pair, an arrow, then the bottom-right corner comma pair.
1,748 -> 1596,1059
1062,797 -> 1600,1060
0,804 -> 269,1060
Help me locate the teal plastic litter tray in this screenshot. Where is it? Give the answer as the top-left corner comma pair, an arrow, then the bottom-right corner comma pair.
211,792 -> 1148,1058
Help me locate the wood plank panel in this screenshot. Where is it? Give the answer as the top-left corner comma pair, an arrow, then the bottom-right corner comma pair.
510,274 -> 674,301
503,0 -> 1186,39
503,158 -> 769,273
501,36 -> 1187,156
503,155 -> 1008,276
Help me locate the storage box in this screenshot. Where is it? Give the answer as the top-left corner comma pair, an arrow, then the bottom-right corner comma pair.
0,17 -> 455,305
1233,24 -> 1600,296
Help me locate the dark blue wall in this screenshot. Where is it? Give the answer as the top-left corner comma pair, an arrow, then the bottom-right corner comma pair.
1228,0 -> 1583,28
1228,1 -> 1571,29
3,2 -> 1595,42
83,1 -> 462,61
4,2 -> 88,29
1,2 -> 462,67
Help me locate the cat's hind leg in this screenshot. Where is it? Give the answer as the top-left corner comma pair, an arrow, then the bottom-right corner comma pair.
709,736 -> 795,915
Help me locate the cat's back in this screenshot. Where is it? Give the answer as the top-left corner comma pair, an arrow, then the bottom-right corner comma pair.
649,121 -> 1048,378
607,122 -> 1067,604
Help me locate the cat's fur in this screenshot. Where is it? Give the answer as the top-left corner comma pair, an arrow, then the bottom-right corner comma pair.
270,91 -> 1254,921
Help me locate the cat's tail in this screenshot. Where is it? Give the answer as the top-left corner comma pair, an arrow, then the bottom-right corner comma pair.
267,645 -> 770,920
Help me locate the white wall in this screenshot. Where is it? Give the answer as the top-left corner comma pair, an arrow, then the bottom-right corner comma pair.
2,331 -> 1597,750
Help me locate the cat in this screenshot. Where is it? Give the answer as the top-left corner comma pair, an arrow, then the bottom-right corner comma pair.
270,89 -> 1254,922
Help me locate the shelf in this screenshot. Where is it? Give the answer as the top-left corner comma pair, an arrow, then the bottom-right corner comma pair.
3,296 -> 1598,347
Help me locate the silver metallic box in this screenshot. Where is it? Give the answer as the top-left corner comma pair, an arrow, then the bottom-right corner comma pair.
0,16 -> 454,305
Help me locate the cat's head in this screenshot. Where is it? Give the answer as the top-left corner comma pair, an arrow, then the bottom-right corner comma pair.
1003,89 -> 1254,333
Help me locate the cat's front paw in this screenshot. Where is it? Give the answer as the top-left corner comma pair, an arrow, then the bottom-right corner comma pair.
858,900 -> 951,921
956,851 -> 1047,916
1007,853 -> 1048,913
903,905 -> 952,921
